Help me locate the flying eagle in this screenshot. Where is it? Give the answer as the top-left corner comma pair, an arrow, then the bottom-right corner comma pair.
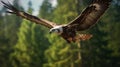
1,0 -> 112,43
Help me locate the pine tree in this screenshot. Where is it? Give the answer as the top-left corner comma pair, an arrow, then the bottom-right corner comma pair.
0,0 -> 22,66
43,0 -> 83,67
106,1 -> 120,66
80,0 -> 120,67
10,0 -> 51,67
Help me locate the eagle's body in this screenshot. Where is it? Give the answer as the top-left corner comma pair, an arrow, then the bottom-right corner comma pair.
50,25 -> 92,43
1,0 -> 112,43
61,26 -> 77,42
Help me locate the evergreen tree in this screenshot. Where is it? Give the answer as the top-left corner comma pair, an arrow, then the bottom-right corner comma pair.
11,0 -> 50,67
80,0 -> 120,67
43,0 -> 83,67
107,1 -> 120,66
5,0 -> 23,45
10,0 -> 34,66
0,0 -> 119,67
0,0 -> 22,66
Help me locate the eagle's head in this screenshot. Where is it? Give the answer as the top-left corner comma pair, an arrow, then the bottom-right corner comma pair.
49,26 -> 63,35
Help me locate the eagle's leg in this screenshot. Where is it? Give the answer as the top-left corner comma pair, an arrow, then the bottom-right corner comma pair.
68,31 -> 77,43
61,34 -> 75,43
65,37 -> 77,43
66,37 -> 73,43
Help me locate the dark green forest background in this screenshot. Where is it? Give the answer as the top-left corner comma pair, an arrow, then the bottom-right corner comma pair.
0,0 -> 120,67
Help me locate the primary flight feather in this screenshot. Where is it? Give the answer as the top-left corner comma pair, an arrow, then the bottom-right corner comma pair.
1,0 -> 112,43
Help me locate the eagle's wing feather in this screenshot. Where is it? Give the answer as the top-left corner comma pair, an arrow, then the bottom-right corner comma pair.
1,1 -> 57,28
67,0 -> 112,31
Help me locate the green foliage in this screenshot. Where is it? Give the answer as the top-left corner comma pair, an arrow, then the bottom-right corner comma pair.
10,1 -> 50,67
0,0 -> 22,66
0,0 -> 120,67
39,0 -> 53,21
43,0 -> 82,67
81,0 -> 120,67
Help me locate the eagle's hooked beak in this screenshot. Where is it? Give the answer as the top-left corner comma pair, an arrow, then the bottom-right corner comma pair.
49,29 -> 54,34
49,31 -> 52,34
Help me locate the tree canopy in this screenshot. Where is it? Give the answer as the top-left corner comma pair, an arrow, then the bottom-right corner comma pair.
0,0 -> 120,67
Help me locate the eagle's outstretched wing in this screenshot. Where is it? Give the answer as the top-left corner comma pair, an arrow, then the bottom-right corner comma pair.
1,1 -> 57,28
66,0 -> 112,31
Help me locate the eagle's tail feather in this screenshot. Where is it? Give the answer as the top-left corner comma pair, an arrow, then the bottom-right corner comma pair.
62,34 -> 93,43
79,34 -> 93,41
75,34 -> 93,42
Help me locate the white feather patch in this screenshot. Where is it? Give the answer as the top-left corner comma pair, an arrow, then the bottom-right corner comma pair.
93,3 -> 101,10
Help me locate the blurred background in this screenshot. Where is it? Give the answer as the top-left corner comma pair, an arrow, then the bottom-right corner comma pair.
0,0 -> 120,67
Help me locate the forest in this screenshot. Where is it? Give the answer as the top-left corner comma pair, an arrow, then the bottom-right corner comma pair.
0,0 -> 120,67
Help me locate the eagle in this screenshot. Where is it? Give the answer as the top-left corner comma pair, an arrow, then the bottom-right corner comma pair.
1,0 -> 112,43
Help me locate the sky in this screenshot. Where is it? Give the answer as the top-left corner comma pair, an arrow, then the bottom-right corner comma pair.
0,0 -> 57,15
21,0 -> 44,15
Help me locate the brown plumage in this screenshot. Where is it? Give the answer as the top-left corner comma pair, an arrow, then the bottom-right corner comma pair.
1,0 -> 112,43
67,0 -> 111,31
